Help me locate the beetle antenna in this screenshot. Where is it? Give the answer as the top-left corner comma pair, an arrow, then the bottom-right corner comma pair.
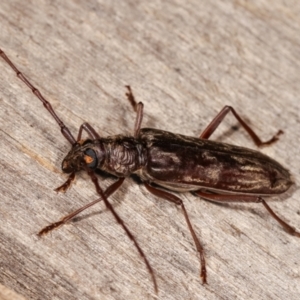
0,49 -> 76,145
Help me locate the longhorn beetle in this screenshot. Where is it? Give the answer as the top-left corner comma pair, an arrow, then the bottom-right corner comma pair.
1,48 -> 299,294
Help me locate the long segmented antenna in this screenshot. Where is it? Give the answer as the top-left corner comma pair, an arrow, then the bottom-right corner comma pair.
0,48 -> 76,145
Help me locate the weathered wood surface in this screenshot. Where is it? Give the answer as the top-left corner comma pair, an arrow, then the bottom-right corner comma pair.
1,1 -> 300,299
0,283 -> 26,300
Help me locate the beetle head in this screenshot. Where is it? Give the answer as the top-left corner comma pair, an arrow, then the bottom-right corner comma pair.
61,139 -> 104,173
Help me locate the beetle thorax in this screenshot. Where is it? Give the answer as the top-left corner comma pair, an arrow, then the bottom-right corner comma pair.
100,135 -> 147,177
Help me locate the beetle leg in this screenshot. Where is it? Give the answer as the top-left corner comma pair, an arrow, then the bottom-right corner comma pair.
125,85 -> 138,111
125,85 -> 144,138
133,102 -> 144,138
54,172 -> 76,193
144,183 -> 207,284
39,178 -> 125,235
77,122 -> 101,141
196,191 -> 300,237
200,106 -> 283,147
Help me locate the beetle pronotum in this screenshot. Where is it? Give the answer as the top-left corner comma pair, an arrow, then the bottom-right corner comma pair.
1,48 -> 299,293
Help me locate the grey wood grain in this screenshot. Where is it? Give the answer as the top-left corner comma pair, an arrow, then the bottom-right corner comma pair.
0,1 -> 299,299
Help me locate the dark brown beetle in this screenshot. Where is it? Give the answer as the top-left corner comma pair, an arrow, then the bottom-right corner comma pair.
1,49 -> 299,293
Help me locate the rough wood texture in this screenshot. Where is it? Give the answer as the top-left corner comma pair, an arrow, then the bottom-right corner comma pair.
1,1 -> 299,299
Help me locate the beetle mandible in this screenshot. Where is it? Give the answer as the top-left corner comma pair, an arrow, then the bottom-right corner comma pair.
1,48 -> 299,294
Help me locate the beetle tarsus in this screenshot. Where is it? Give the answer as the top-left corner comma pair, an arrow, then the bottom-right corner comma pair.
54,172 -> 75,193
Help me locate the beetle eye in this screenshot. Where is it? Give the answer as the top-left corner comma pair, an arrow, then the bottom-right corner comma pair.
84,148 -> 98,169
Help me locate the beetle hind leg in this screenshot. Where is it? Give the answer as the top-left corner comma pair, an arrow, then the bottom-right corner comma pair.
195,191 -> 300,237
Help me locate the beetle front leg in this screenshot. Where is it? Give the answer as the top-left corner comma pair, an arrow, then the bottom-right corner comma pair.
55,172 -> 76,193
195,191 -> 300,237
200,106 -> 283,147
144,183 -> 207,284
39,178 -> 125,235
77,122 -> 101,141
125,85 -> 144,138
